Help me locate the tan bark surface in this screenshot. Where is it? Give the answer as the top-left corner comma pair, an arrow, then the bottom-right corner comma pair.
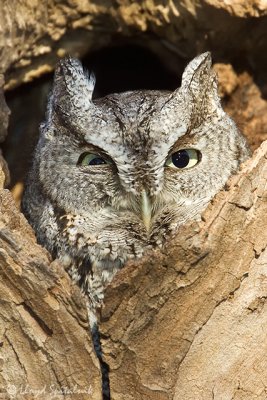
1,1 -> 267,399
0,187 -> 102,399
100,141 -> 267,400
1,0 -> 267,89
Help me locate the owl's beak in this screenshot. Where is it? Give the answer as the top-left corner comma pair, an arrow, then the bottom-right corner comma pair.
141,190 -> 152,231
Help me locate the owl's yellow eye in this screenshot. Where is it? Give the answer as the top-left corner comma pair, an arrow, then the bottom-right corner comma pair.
165,149 -> 200,169
78,153 -> 108,166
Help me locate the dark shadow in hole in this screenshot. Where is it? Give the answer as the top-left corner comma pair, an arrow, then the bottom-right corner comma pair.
3,74 -> 52,191
82,44 -> 179,97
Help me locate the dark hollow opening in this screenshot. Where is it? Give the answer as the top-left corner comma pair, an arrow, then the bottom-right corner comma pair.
83,44 -> 179,97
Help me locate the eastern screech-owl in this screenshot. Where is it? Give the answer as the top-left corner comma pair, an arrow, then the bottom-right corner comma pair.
22,52 -> 250,316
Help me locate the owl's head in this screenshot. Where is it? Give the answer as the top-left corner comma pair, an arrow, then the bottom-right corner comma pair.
36,52 -> 249,241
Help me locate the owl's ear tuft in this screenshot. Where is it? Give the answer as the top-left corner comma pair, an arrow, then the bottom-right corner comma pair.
180,52 -> 220,111
48,56 -> 95,120
181,52 -> 212,89
54,56 -> 95,100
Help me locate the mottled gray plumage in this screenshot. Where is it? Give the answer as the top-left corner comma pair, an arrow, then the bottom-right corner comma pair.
22,52 -> 250,319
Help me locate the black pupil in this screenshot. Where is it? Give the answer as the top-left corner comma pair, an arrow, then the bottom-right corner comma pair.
171,150 -> 190,168
89,157 -> 106,166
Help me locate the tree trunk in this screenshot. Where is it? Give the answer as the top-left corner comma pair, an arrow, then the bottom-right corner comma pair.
0,188 -> 102,399
100,140 -> 267,400
1,1 -> 267,399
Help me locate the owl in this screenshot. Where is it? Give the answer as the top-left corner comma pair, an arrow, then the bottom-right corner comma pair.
22,52 -> 250,320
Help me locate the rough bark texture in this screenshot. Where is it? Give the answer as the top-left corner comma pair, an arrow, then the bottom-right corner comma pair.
100,140 -> 267,400
0,188 -> 102,399
1,1 -> 267,399
2,0 -> 267,89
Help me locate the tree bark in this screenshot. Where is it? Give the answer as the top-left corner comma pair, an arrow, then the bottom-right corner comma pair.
1,0 -> 267,89
100,141 -> 267,400
1,1 -> 267,399
0,188 -> 102,399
